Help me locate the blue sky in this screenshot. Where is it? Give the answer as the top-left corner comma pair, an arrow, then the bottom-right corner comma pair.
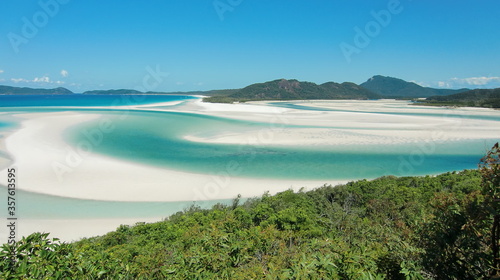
1,0 -> 499,92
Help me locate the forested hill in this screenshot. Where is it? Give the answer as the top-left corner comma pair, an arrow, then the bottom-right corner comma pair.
2,143 -> 499,279
204,79 -> 381,103
0,85 -> 73,95
360,75 -> 469,98
421,87 -> 500,108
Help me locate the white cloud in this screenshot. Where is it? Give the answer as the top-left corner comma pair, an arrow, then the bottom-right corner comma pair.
0,70 -> 4,74
11,78 -> 29,83
10,76 -> 65,85
60,69 -> 69,77
437,81 -> 451,88
436,76 -> 500,89
451,76 -> 500,86
33,76 -> 51,83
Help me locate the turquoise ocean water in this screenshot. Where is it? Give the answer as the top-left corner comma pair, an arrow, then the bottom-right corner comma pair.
67,110 -> 493,180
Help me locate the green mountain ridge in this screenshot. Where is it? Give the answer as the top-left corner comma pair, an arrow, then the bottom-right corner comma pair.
360,75 -> 469,98
0,85 -> 73,95
205,79 -> 381,103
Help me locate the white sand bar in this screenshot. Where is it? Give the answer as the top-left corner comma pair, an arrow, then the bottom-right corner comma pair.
181,99 -> 500,146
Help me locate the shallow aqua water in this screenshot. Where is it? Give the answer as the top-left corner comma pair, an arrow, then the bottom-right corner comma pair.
66,110 -> 495,180
0,116 -> 16,131
0,185 -> 233,219
0,122 -> 11,131
0,186 -> 232,219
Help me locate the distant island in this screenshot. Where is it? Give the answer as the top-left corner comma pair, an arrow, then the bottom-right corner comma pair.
82,89 -> 143,95
2,75 -> 498,108
360,75 -> 469,98
202,76 -> 472,103
416,88 -> 500,108
0,85 -> 73,95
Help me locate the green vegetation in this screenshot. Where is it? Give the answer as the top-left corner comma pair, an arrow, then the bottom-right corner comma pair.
201,96 -> 244,103
193,89 -> 240,97
360,75 -> 469,98
417,88 -> 500,108
0,85 -> 73,95
204,79 -> 380,103
1,145 -> 499,279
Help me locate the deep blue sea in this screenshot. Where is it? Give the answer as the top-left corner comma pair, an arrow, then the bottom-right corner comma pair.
0,94 -> 195,107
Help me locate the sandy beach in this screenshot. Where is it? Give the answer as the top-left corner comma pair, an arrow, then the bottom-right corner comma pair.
16,217 -> 166,242
182,99 -> 500,146
1,98 -> 499,241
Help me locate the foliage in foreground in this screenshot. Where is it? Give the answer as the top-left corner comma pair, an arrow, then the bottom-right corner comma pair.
1,149 -> 499,279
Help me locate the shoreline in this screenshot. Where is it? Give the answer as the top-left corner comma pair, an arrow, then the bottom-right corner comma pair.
0,124 -> 16,171
16,217 -> 166,243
